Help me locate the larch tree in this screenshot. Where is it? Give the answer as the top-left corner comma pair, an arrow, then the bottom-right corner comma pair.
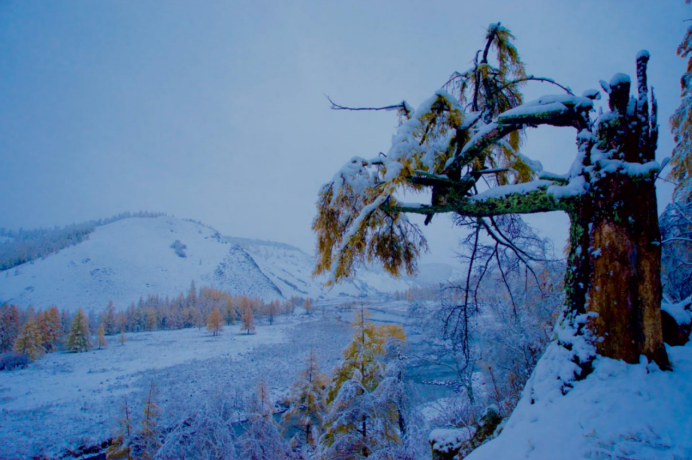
96,323 -> 108,349
0,303 -> 21,353
241,303 -> 256,335
38,305 -> 62,352
318,308 -> 407,459
137,383 -> 161,460
314,23 -> 670,371
282,349 -> 329,448
66,307 -> 91,353
661,1 -> 692,305
102,301 -> 118,335
303,298 -> 314,315
224,296 -> 237,325
14,318 -> 44,361
207,305 -> 223,336
107,396 -> 134,460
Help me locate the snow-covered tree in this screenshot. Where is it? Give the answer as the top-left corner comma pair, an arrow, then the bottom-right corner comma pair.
207,306 -> 223,336
14,318 -> 44,361
241,304 -> 256,335
96,323 -> 108,349
137,383 -> 161,459
282,350 -> 329,448
239,380 -> 297,460
118,329 -> 127,346
107,397 -> 134,460
303,298 -> 314,316
314,23 -> 669,369
0,303 -> 21,353
38,305 -> 62,352
670,0 -> 692,202
224,297 -> 237,325
318,309 -> 407,458
102,301 -> 118,335
157,397 -> 239,460
66,308 -> 91,353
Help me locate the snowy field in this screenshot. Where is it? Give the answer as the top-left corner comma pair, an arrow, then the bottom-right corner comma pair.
0,314 -> 353,459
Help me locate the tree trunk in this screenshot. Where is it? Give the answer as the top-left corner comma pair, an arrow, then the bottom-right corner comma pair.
565,60 -> 669,368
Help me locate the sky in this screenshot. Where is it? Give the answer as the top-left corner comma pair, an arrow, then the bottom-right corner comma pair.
0,0 -> 689,265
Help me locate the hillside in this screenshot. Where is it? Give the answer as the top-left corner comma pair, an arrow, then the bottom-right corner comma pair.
0,216 -> 446,311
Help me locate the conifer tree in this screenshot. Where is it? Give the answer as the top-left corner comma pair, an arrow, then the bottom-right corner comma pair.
14,319 -> 44,361
97,323 -> 108,349
38,305 -> 62,352
267,301 -> 278,325
187,280 -> 197,307
0,303 -> 21,353
107,397 -> 134,460
138,383 -> 161,459
207,306 -> 223,336
118,329 -> 127,346
102,301 -> 118,335
315,23 -> 671,370
224,297 -> 236,325
318,309 -> 407,458
670,0 -> 692,202
282,349 -> 328,448
241,304 -> 256,335
239,380 -> 296,460
66,308 -> 91,353
303,298 -> 313,316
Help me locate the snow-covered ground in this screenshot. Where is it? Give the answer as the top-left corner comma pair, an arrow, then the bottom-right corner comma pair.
0,313 -> 353,459
467,342 -> 692,460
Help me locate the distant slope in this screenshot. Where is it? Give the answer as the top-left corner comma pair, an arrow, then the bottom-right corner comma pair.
0,217 -> 284,310
0,216 -> 459,311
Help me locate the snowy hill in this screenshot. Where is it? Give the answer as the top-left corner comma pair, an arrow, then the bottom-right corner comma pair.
0,216 -> 446,311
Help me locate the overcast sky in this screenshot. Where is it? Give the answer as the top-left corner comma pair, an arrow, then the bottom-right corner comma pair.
0,0 -> 689,264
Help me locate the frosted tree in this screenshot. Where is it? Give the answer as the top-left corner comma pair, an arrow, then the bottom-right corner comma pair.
14,318 -> 44,361
267,300 -> 279,325
66,308 -> 91,353
207,306 -> 223,336
224,297 -> 237,325
137,383 -> 161,459
314,23 -> 670,370
0,303 -> 21,353
187,280 -> 198,307
303,298 -> 314,315
38,305 -> 62,352
670,0 -> 692,202
282,349 -> 329,448
107,397 -> 134,460
118,329 -> 127,346
102,301 -> 118,335
317,309 -> 407,458
241,304 -> 256,335
157,397 -> 239,460
238,380 -> 297,460
661,2 -> 692,304
96,323 -> 108,349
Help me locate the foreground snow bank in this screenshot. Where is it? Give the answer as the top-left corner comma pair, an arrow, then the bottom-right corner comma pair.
467,342 -> 692,460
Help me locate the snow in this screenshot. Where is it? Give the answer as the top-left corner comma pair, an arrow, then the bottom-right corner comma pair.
466,342 -> 692,460
429,427 -> 474,453
470,180 -> 553,202
609,72 -> 631,88
637,49 -> 651,60
0,216 -> 427,310
662,297 -> 692,326
0,314 -> 354,458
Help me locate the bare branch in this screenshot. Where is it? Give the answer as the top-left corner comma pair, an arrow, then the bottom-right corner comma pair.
325,95 -> 407,112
